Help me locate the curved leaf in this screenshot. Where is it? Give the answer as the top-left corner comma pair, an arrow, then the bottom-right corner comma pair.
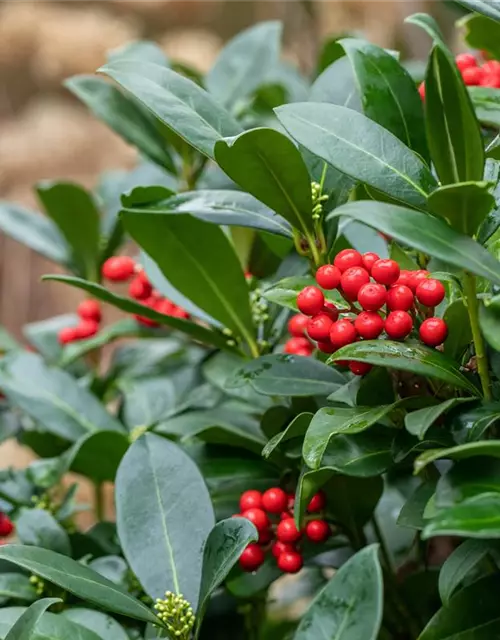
262,413 -> 312,459
4,599 -> 61,640
469,86 -> 500,127
424,493 -> 500,539
0,575 -> 36,603
61,608 -> 129,640
436,458 -> 500,508
263,275 -> 348,312
405,398 -> 475,440
438,539 -> 492,606
310,57 -> 361,111
427,181 -> 495,236
456,0 -> 500,23
415,441 -> 500,474
16,509 -> 71,556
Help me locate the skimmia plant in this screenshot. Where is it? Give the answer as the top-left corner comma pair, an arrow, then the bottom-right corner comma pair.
0,2 -> 500,639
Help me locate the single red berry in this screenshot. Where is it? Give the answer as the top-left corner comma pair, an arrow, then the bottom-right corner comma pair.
354,312 -> 384,340
416,278 -> 445,307
329,320 -> 358,350
75,319 -> 99,340
297,286 -> 325,316
272,541 -> 295,558
322,302 -> 339,321
307,313 -> 334,341
479,71 -> 500,87
239,543 -> 265,572
408,270 -> 429,292
349,361 -> 373,376
362,252 -> 380,273
262,488 -> 288,514
284,337 -> 312,355
277,550 -> 303,574
340,267 -> 370,300
418,82 -> 425,100
77,299 -> 101,322
308,491 -> 326,513
371,259 -> 400,286
258,528 -> 273,545
288,314 -> 309,337
396,270 -> 412,287
316,339 -> 336,354
305,520 -> 330,543
357,283 -> 387,311
129,276 -> 152,300
101,256 -> 136,282
136,269 -> 150,284
294,347 -> 313,357
419,317 -> 448,347
58,327 -> 78,345
240,490 -> 262,512
242,508 -> 270,532
456,53 -> 477,71
316,264 -> 341,290
0,515 -> 14,537
385,311 -> 413,340
333,249 -> 363,273
387,285 -> 414,311
462,66 -> 484,85
170,305 -> 190,320
276,518 -> 302,543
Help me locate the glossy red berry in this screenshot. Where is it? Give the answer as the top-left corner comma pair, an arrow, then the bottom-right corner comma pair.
371,259 -> 400,286
349,361 -> 373,376
387,285 -> 414,312
480,71 -> 500,88
354,312 -> 384,339
75,319 -> 99,340
456,53 -> 477,71
322,302 -> 339,321
129,276 -> 152,300
419,317 -> 448,347
385,311 -> 413,340
483,60 -> 500,74
277,550 -> 303,574
77,299 -> 101,322
101,256 -> 136,282
288,314 -> 309,337
340,267 -> 370,300
307,313 -> 334,341
362,252 -> 380,273
308,491 -> 326,513
239,543 -> 265,572
262,488 -> 288,514
284,337 -> 312,355
58,327 -> 78,345
316,339 -> 336,354
316,264 -> 341,290
272,541 -> 295,558
334,249 -> 363,273
0,515 -> 14,537
408,270 -> 429,292
329,320 -> 358,350
418,82 -> 425,100
294,347 -> 313,357
357,283 -> 387,311
297,286 -> 325,316
396,270 -> 412,287
416,278 -> 445,307
305,519 -> 330,543
242,508 -> 270,532
276,518 -> 301,543
240,490 -> 262,512
462,66 -> 484,85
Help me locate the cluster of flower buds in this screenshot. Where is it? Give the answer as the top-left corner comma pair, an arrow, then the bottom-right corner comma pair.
419,53 -> 500,99
154,591 -> 195,639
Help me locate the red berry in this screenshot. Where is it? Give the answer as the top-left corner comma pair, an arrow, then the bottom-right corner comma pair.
240,490 -> 262,512
385,311 -> 413,340
281,511 -> 293,520
288,314 -> 309,337
307,313 -> 334,341
349,361 -> 373,376
262,488 -> 288,514
418,82 -> 425,100
387,285 -> 414,311
340,267 -> 370,300
396,270 -> 412,287
416,279 -> 445,307
276,518 -> 301,543
170,305 -> 190,320
362,252 -> 380,273
287,494 -> 295,512
419,317 -> 448,347
308,491 -> 326,513
316,339 -> 336,354
483,60 -> 500,74
284,337 -> 312,355
0,515 -> 14,537
58,327 -> 78,345
297,286 -> 325,316
371,259 -> 400,286
305,519 -> 330,543
272,541 -> 295,558
462,66 -> 484,85
315,264 -> 341,290
101,256 -> 136,282
258,528 -> 273,545
136,269 -> 150,284
75,319 -> 99,340
329,320 -> 358,350
479,71 -> 500,88
129,276 -> 152,300
456,53 -> 477,71
322,302 -> 339,321
242,508 -> 270,532
239,543 -> 265,572
333,249 -> 363,273
277,550 -> 303,574
357,283 -> 387,311
408,270 -> 429,292
77,299 -> 101,322
154,298 -> 175,316
354,312 -> 384,340
294,347 -> 313,357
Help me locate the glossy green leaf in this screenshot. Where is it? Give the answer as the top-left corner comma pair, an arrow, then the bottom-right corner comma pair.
405,398 -> 474,440
487,134 -> 500,160
423,493 -> 500,538
444,300 -> 472,360
214,128 -> 313,235
4,599 -> 61,640
262,275 -> 348,312
397,481 -> 437,530
228,354 -> 346,397
0,575 -> 36,603
436,457 -> 500,507
469,86 -> 500,127
16,509 -> 71,556
427,181 -> 495,236
61,609 -> 129,640
0,546 -> 158,624
439,539 -> 491,605
99,60 -> 242,159
116,433 -> 214,608
328,201 -> 500,285
415,441 -> 500,474
405,13 -> 446,45
275,102 -> 436,209
456,0 -> 500,22
262,413 -> 312,459
328,340 -> 479,394
294,545 -> 383,640
459,13 -> 500,59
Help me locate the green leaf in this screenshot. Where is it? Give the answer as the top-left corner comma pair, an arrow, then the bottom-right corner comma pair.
328,340 -> 479,394
405,398 -> 475,440
4,598 -> 61,640
397,481 -> 437,530
444,300 -> 472,360
436,458 -> 500,508
469,86 -> 500,127
294,545 -> 383,640
206,22 -> 282,109
65,76 -> 176,173
459,13 -> 500,60
262,413 -> 312,459
415,441 -> 500,474
0,546 -> 158,624
16,509 -> 71,556
0,352 -> 124,442
37,182 -> 101,280
99,61 -> 242,159
215,129 -> 313,237
107,40 -> 170,66
427,181 -> 495,236
121,377 -> 175,430
328,201 -> 500,285
23,314 -> 77,363
0,203 -> 69,266
122,212 -> 255,344
61,609 -> 129,640
275,102 -> 436,209
340,38 -> 428,162
310,57 -> 361,111
423,493 -> 500,538
115,433 -> 215,608
487,134 -> 500,160
405,13 -> 446,45
439,539 -> 491,606
0,608 -> 103,640
68,431 -> 129,483
425,45 -> 483,185
456,0 -> 500,22
262,275 -> 349,312
228,354 -> 346,397
0,575 -> 36,603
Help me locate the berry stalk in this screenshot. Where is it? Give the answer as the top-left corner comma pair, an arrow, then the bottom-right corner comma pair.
463,272 -> 492,401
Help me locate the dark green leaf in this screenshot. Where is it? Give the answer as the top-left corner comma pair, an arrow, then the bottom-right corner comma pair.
262,413 -> 312,459
436,457 -> 500,509
415,441 -> 500,474
397,481 -> 437,530
61,609 -> 129,640
444,300 -> 472,359
68,431 -> 129,483
0,575 -> 36,603
423,493 -> 500,538
405,399 -> 474,440
459,13 -> 500,59
439,539 -> 491,605
487,134 -> 500,160
4,599 -> 61,640
427,181 -> 495,236
16,509 -> 71,556
262,275 -> 348,312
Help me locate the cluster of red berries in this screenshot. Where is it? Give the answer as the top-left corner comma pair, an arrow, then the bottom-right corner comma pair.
237,488 -> 330,574
0,513 -> 14,541
285,249 -> 448,375
419,53 -> 500,99
58,298 -> 102,345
